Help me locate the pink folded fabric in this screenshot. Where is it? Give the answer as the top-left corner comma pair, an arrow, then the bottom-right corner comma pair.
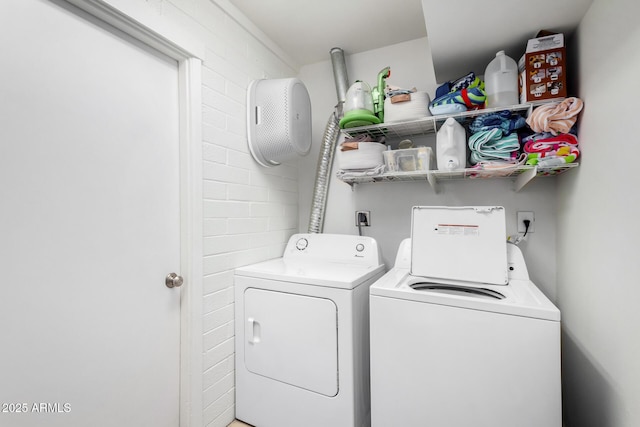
526,97 -> 584,135
523,133 -> 580,166
523,133 -> 578,153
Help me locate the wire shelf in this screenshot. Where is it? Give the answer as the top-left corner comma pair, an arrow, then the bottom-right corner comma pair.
338,100 -> 576,192
338,163 -> 579,192
340,103 -> 535,139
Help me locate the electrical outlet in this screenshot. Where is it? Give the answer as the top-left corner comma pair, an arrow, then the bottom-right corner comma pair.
355,211 -> 371,227
517,211 -> 535,233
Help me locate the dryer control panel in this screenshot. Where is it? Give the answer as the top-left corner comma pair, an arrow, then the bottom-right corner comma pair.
285,233 -> 382,267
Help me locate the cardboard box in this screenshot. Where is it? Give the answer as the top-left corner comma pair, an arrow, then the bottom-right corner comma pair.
519,33 -> 567,103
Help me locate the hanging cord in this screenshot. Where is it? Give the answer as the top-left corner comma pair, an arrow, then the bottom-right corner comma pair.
357,212 -> 369,236
507,219 -> 531,245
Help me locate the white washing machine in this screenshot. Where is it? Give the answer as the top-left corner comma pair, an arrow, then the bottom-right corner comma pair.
235,233 -> 385,427
370,206 -> 562,427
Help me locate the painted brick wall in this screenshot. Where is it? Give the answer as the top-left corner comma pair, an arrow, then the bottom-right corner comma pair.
158,1 -> 300,425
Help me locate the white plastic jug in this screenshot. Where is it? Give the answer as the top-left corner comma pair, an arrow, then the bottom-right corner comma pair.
484,50 -> 519,108
436,117 -> 467,170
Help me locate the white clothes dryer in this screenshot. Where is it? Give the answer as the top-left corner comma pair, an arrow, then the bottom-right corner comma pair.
235,233 -> 385,427
370,207 -> 562,427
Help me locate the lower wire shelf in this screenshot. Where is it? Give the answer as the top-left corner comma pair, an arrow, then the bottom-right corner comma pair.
337,163 -> 578,193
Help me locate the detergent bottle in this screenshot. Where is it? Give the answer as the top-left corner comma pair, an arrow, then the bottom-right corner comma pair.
484,50 -> 519,108
436,117 -> 467,170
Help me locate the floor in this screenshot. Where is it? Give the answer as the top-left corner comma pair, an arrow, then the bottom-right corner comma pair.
227,421 -> 252,427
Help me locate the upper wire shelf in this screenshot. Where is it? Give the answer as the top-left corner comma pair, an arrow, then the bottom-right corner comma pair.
340,103 -> 537,139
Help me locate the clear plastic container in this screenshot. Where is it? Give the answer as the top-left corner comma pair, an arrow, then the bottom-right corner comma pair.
384,147 -> 433,172
484,50 -> 519,108
343,81 -> 374,114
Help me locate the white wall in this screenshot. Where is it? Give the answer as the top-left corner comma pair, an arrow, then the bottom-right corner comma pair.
194,5 -> 300,426
298,38 -> 560,300
558,0 -> 640,425
93,1 -> 301,426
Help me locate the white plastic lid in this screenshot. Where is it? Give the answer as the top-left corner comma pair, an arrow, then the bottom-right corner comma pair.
410,206 -> 509,285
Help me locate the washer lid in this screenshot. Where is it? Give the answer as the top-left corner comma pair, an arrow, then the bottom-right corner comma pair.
235,258 -> 384,290
411,206 -> 508,285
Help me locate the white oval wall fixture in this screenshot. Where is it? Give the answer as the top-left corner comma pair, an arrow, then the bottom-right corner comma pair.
247,78 -> 312,167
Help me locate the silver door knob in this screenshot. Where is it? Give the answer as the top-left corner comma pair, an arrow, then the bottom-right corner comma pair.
165,273 -> 184,288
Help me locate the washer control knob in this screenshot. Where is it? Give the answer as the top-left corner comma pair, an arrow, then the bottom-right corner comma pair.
356,243 -> 365,252
296,238 -> 309,251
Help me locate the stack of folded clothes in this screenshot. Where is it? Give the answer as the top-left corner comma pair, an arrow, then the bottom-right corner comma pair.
521,132 -> 579,167
467,111 -> 527,166
429,72 -> 486,116
523,97 -> 584,166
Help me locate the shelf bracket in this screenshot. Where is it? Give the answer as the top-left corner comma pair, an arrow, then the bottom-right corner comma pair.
514,166 -> 537,192
427,172 -> 440,194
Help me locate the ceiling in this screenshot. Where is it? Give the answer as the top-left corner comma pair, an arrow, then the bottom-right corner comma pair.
422,0 -> 594,83
228,0 -> 593,83
227,0 -> 427,65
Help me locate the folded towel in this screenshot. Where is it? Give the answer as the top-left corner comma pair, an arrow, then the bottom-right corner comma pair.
468,129 -> 520,164
450,72 -> 483,93
429,103 -> 467,116
430,86 -> 486,110
521,131 -> 556,143
434,72 -> 481,99
526,97 -> 584,135
523,133 -> 579,166
469,111 -> 527,135
336,164 -> 385,179
469,153 -> 527,178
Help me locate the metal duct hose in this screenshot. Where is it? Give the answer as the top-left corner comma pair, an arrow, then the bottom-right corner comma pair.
308,108 -> 341,233
329,47 -> 349,104
308,48 -> 349,234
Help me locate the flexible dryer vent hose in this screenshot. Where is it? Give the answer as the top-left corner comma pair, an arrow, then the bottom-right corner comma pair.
308,48 -> 349,234
308,108 -> 341,233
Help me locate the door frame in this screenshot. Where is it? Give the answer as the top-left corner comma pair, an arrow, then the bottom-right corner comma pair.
61,1 -> 204,425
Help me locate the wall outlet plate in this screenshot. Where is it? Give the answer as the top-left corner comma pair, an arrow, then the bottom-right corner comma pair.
517,211 -> 535,233
355,211 -> 371,226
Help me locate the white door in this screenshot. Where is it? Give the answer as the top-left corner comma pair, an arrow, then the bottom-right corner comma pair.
0,1 -> 181,426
